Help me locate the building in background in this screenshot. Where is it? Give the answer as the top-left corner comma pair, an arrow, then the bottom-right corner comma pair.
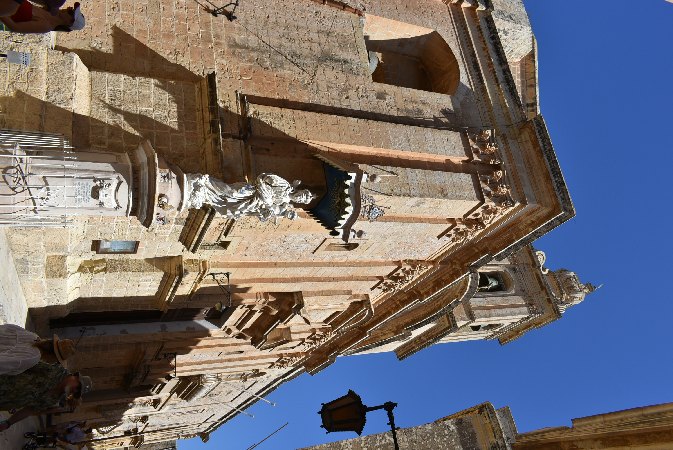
0,0 -> 594,447
301,402 -> 673,450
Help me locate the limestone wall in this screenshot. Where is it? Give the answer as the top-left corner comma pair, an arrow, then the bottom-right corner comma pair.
0,228 -> 28,325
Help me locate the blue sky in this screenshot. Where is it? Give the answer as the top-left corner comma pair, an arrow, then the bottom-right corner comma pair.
182,1 -> 673,448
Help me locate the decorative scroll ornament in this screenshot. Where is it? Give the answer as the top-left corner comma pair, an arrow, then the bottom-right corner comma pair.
91,177 -> 121,209
270,355 -> 303,369
360,193 -> 387,222
447,198 -> 513,244
239,369 -> 266,383
467,129 -> 500,164
378,263 -> 430,294
298,329 -> 334,351
185,173 -> 314,223
446,220 -> 483,244
480,172 -> 514,208
35,186 -> 64,207
447,128 -> 517,245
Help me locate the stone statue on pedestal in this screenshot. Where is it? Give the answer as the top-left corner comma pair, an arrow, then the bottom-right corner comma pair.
184,173 -> 314,222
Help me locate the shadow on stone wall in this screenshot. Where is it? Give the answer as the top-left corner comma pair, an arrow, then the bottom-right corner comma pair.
56,26 -> 200,82
0,89 -> 223,173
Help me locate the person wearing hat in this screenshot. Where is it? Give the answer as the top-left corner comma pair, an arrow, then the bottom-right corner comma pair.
0,1 -> 84,33
0,323 -> 76,375
0,361 -> 93,432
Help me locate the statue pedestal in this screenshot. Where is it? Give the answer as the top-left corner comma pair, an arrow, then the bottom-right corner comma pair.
130,140 -> 185,228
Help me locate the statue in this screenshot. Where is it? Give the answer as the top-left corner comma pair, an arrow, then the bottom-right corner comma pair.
184,173 -> 314,222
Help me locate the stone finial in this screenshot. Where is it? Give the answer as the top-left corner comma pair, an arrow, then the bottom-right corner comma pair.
546,269 -> 599,313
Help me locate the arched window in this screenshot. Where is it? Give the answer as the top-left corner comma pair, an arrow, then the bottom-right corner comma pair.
363,15 -> 460,95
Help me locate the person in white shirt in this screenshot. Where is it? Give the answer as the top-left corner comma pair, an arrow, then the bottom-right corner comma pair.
0,323 -> 76,375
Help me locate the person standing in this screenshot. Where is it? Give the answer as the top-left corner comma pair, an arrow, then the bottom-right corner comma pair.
0,0 -> 64,17
0,361 -> 93,432
0,1 -> 85,33
0,323 -> 76,375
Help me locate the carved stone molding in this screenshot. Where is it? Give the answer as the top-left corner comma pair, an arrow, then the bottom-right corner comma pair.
239,368 -> 266,382
446,219 -> 484,245
376,263 -> 431,294
155,256 -> 184,311
360,193 -> 387,222
221,292 -> 304,348
155,257 -> 210,311
128,415 -> 149,425
171,374 -> 221,402
298,329 -> 335,351
467,129 -> 500,164
467,130 -> 514,205
444,130 -> 515,246
479,172 -> 514,208
178,206 -> 218,252
446,200 -> 512,244
94,424 -> 120,436
270,354 -> 303,370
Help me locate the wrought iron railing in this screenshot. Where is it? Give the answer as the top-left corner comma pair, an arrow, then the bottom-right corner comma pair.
0,129 -> 75,226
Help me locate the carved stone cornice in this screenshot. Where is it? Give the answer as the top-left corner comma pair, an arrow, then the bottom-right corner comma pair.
395,314 -> 453,361
375,262 -> 431,295
155,257 -> 210,311
468,130 -> 501,164
288,299 -> 372,375
97,398 -> 159,420
445,199 -> 513,246
479,171 -> 514,207
492,118 -> 575,260
270,354 -> 304,370
514,402 -> 673,450
300,276 -> 470,373
445,131 -> 515,246
178,206 -> 217,252
351,272 -> 477,360
221,292 -> 303,348
155,256 -> 184,311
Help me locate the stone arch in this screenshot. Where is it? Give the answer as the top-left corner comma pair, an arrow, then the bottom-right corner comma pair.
364,15 -> 460,95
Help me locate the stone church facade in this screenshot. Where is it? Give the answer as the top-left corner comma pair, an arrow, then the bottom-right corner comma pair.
0,0 -> 594,447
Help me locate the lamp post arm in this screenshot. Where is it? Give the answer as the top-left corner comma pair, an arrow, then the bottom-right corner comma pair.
364,404 -> 386,412
385,404 -> 400,450
365,402 -> 400,450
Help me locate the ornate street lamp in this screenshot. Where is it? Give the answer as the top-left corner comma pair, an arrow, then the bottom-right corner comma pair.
318,390 -> 400,450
